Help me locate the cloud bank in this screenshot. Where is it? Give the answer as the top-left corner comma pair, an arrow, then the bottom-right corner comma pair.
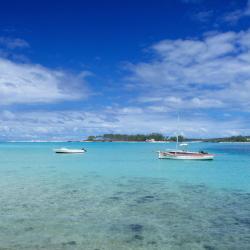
223,0 -> 250,23
0,36 -> 29,49
1,29 -> 250,140
0,57 -> 90,104
127,30 -> 250,111
0,108 -> 248,140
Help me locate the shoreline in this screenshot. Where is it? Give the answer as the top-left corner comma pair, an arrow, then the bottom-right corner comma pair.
3,140 -> 250,144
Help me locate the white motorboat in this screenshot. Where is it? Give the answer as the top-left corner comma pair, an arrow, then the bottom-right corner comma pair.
54,147 -> 86,154
146,139 -> 156,143
146,139 -> 167,143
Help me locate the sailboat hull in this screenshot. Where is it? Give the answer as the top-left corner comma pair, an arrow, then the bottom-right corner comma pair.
158,151 -> 214,160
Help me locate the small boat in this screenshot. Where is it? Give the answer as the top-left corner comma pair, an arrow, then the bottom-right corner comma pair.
157,118 -> 214,160
146,139 -> 156,143
54,147 -> 86,154
158,150 -> 214,160
146,139 -> 167,143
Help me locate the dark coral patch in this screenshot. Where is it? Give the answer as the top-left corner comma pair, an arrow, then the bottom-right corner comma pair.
148,241 -> 157,245
25,227 -> 33,232
136,195 -> 155,203
203,244 -> 216,250
234,217 -> 250,226
129,224 -> 143,233
108,196 -> 120,201
62,241 -> 77,246
133,234 -> 144,240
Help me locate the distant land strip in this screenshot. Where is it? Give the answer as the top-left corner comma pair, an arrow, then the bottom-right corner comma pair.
81,134 -> 250,143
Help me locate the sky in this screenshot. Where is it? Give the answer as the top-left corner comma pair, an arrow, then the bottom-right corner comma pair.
1,0 -> 250,140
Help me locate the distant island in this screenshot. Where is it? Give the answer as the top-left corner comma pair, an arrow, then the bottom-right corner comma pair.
203,135 -> 250,143
84,134 -> 250,143
86,133 -> 173,142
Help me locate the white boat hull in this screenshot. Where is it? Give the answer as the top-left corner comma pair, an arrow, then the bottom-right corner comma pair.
158,151 -> 214,160
54,148 -> 86,154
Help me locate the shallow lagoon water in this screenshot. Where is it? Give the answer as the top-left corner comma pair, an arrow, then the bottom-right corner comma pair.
0,142 -> 250,249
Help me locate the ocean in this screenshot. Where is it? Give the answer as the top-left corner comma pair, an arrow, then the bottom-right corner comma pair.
0,142 -> 250,249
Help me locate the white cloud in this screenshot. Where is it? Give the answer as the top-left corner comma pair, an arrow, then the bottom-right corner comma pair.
141,97 -> 223,110
1,32 -> 250,140
0,37 -> 29,49
0,110 -> 115,140
105,106 -> 143,115
192,10 -> 214,22
0,108 -> 249,140
127,30 -> 250,110
181,0 -> 202,3
0,57 -> 90,104
223,0 -> 250,23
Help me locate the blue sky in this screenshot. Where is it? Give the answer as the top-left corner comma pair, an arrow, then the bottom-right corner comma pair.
1,0 -> 250,140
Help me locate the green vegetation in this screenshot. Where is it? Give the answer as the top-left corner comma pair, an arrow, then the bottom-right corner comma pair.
169,135 -> 185,142
86,134 -> 250,142
87,133 -> 167,141
87,135 -> 96,141
207,135 -> 250,143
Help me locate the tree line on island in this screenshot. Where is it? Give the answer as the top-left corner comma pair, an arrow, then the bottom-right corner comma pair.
204,135 -> 250,143
87,133 -> 184,142
86,134 -> 250,142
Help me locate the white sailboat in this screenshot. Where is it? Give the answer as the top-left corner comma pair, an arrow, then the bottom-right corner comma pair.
157,117 -> 214,160
158,148 -> 214,160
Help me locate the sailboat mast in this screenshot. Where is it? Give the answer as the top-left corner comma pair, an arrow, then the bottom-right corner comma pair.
176,114 -> 180,150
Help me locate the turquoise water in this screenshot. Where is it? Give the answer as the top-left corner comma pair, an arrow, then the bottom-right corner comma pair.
0,142 -> 250,249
